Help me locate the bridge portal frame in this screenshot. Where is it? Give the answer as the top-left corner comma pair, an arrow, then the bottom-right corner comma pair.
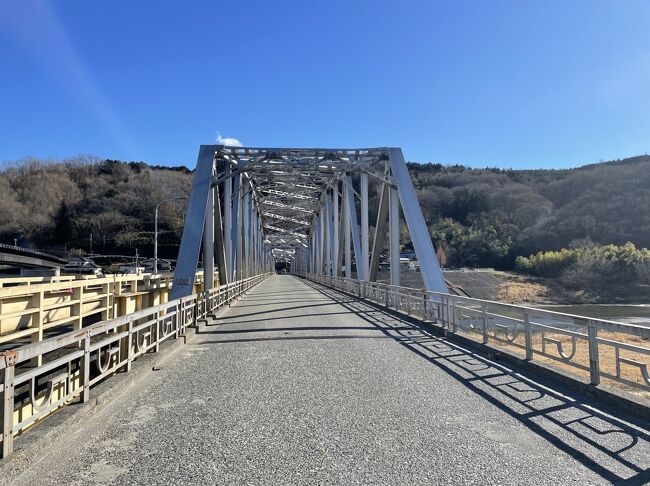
171,145 -> 448,300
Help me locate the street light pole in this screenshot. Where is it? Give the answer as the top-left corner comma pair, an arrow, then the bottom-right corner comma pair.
154,196 -> 188,274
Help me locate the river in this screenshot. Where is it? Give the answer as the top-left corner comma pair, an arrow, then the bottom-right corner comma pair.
537,304 -> 650,328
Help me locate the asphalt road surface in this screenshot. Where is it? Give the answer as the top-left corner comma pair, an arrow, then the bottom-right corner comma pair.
9,276 -> 650,485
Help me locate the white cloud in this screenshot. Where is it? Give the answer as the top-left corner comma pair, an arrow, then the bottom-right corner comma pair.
216,132 -> 243,147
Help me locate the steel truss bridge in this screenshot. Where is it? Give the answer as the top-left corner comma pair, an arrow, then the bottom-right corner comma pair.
171,145 -> 447,300
1,146 -> 649,484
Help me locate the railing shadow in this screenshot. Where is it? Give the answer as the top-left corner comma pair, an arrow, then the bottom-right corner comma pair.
290,278 -> 650,485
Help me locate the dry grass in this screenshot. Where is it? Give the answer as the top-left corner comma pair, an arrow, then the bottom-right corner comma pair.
496,281 -> 549,303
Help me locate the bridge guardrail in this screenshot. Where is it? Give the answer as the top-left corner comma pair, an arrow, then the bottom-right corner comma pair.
300,272 -> 650,397
0,272 -> 272,459
0,243 -> 66,264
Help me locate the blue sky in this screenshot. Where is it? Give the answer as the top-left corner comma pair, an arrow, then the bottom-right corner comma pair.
1,1 -> 649,169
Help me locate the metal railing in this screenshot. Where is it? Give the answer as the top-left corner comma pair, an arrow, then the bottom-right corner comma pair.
0,272 -> 206,351
301,272 -> 650,395
0,272 -> 271,458
0,243 -> 66,264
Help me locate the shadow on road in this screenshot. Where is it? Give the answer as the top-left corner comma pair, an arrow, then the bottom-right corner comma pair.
203,276 -> 650,485
302,279 -> 650,486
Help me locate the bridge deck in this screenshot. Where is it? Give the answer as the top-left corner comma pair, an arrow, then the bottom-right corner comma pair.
9,276 -> 650,485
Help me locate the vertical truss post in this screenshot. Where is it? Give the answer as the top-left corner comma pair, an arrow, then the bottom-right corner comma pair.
326,193 -> 335,276
323,196 -> 331,276
250,205 -> 256,276
203,185 -> 215,291
252,213 -> 256,276
242,189 -> 249,279
314,218 -> 322,275
303,247 -> 308,273
360,173 -> 369,280
249,195 -> 255,275
389,186 -> 400,286
311,216 -> 316,274
307,221 -> 311,272
319,209 -> 325,275
235,181 -> 243,280
369,182 -> 389,282
388,148 -> 447,293
240,189 -> 246,279
343,178 -> 351,278
309,217 -> 314,273
256,210 -> 260,275
231,173 -> 241,281
345,175 -> 362,280
337,180 -> 345,276
262,249 -> 265,274
255,216 -> 259,275
256,216 -> 262,275
171,145 -> 215,300
257,216 -> 266,273
223,164 -> 232,281
248,192 -> 254,276
255,217 -> 259,274
313,216 -> 318,273
245,190 -> 253,278
214,185 -> 228,286
332,183 -> 340,277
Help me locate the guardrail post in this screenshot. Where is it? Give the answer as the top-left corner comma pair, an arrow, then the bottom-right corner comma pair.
524,312 -> 533,361
481,304 -> 488,344
1,359 -> 15,458
80,332 -> 91,403
154,310 -> 161,353
441,296 -> 449,336
422,293 -> 427,320
175,302 -> 182,338
126,318 -> 134,372
449,297 -> 458,332
587,320 -> 600,386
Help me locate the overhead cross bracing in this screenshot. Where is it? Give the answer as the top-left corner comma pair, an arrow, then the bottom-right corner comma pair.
170,145 -> 448,299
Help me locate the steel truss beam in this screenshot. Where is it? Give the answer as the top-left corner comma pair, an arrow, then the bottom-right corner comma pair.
172,145 -> 448,299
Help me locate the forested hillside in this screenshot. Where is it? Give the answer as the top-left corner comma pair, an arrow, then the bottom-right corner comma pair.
1,154 -> 649,267
409,155 -> 650,268
0,156 -> 192,259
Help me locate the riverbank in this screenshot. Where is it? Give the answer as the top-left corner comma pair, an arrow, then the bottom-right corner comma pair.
444,269 -> 650,328
445,269 -> 649,306
376,269 -> 649,324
